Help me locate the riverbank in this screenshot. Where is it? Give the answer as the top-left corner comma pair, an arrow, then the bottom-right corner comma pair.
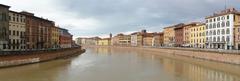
84,45 -> 240,65
0,48 -> 85,68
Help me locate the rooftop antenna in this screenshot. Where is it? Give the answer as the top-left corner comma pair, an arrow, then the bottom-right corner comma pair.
225,0 -> 227,9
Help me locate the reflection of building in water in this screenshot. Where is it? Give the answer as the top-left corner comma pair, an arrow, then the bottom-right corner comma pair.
162,58 -> 240,81
94,47 -> 112,55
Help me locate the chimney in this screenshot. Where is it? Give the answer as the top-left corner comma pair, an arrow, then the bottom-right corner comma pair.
141,29 -> 147,33
110,33 -> 112,38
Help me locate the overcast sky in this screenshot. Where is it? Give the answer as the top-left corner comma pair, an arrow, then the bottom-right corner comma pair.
1,0 -> 240,39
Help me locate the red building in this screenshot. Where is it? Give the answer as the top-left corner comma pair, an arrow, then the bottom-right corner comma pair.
174,23 -> 185,47
59,28 -> 72,48
20,11 -> 55,50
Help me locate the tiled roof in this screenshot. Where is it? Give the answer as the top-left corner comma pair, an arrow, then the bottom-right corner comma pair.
206,8 -> 240,19
164,23 -> 184,29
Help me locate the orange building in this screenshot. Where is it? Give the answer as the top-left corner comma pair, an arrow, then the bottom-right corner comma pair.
152,32 -> 164,47
163,25 -> 176,47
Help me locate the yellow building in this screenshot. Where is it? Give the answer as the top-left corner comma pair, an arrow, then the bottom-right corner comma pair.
137,34 -> 143,46
116,34 -> 131,46
51,26 -> 60,48
190,23 -> 206,48
97,38 -> 111,46
234,13 -> 240,49
183,23 -> 198,47
163,26 -> 175,47
143,33 -> 154,46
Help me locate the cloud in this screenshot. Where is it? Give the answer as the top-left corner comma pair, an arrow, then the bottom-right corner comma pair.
1,0 -> 240,38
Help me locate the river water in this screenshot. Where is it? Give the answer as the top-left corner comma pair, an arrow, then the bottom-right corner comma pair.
0,46 -> 239,81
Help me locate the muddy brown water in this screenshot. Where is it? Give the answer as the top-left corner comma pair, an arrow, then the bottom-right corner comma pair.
0,46 -> 239,81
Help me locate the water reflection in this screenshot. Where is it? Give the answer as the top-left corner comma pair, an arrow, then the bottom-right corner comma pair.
0,46 -> 239,81
86,47 -> 240,81
161,58 -> 240,81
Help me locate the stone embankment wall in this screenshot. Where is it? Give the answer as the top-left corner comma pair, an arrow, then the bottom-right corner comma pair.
0,48 -> 85,68
85,45 -> 240,65
141,48 -> 240,65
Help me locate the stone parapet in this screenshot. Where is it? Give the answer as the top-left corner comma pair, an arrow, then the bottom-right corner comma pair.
0,48 -> 85,68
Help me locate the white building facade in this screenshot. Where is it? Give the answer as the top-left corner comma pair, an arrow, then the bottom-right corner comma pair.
205,9 -> 237,50
8,11 -> 26,51
130,34 -> 138,47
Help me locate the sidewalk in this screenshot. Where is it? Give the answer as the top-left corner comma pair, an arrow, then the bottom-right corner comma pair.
144,46 -> 240,55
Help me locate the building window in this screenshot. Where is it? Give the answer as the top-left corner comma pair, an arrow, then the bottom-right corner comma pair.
213,30 -> 216,35
213,37 -> 216,42
17,31 -> 19,36
13,31 -> 15,35
227,15 -> 229,19
217,30 -> 220,35
210,31 -> 212,35
3,44 -> 6,49
210,24 -> 212,29
13,17 -> 15,21
217,36 -> 220,42
1,13 -> 7,21
213,23 -> 216,28
222,36 -> 225,42
217,17 -> 220,21
226,28 -> 230,34
222,21 -> 225,27
222,29 -> 225,35
13,39 -> 15,44
226,36 -> 230,43
217,22 -> 220,28
221,16 -> 225,20
226,21 -> 230,27
206,24 -> 208,29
